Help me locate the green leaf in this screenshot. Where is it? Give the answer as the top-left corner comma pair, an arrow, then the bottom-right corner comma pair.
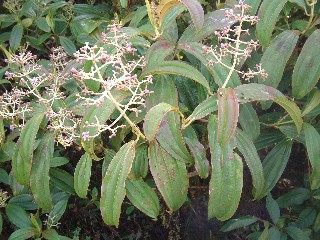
35,17 -> 51,32
128,6 -> 148,28
258,222 -> 269,240
254,130 -> 285,150
273,97 -> 303,134
302,89 -> 320,116
236,129 -> 264,199
148,141 -> 188,211
292,30 -> 320,99
48,198 -> 68,226
8,227 -> 37,240
208,116 -> 243,220
262,139 -> 292,195
235,83 -> 284,103
220,216 -> 257,232
256,0 -> 288,47
313,212 -> 320,232
74,153 -> 92,198
266,194 -> 280,224
186,95 -> 218,123
218,88 -> 239,147
50,168 -> 75,195
143,102 -> 173,141
239,103 -> 260,141
126,179 -> 160,219
276,188 -> 310,208
142,61 -> 210,92
12,112 -> 45,185
5,204 -> 33,229
304,123 -> 320,189
0,117 -> 5,148
245,0 -> 262,15
80,91 -> 129,160
59,36 -> 77,56
258,30 -> 299,89
10,23 -> 23,50
50,157 -> 69,167
0,168 -> 9,184
42,229 -> 60,240
8,194 -> 38,210
30,133 -> 54,212
179,8 -> 237,43
296,207 -> 317,228
289,0 -> 307,10
285,226 -> 310,240
100,141 -> 136,227
145,40 -> 175,67
130,144 -> 148,179
0,212 -> 2,235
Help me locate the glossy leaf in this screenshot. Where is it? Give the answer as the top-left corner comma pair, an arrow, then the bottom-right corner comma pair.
74,153 -> 92,198
157,0 -> 204,30
143,102 -> 173,141
80,91 -> 129,160
258,30 -> 299,89
10,23 -> 23,50
303,123 -> 320,189
236,129 -> 264,199
218,88 -> 239,147
126,179 -> 160,219
100,141 -> 136,227
220,216 -> 257,232
273,97 -> 303,134
239,103 -> 260,141
148,141 -> 188,211
208,116 -> 243,220
266,194 -> 280,224
262,139 -> 293,195
186,95 -> 218,123
142,61 -> 210,92
30,133 -> 55,212
12,112 -> 45,185
256,0 -> 288,47
8,227 -> 37,240
292,29 -> 320,99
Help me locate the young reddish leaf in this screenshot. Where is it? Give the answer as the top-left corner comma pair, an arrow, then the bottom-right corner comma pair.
217,88 -> 239,147
256,0 -> 288,47
292,29 -> 320,99
100,141 -> 136,227
157,0 -> 204,30
148,141 -> 188,211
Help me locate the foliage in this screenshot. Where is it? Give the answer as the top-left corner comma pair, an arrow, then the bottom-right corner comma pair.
0,0 -> 320,239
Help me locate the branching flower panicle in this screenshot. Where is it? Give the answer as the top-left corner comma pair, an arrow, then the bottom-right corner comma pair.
202,0 -> 268,87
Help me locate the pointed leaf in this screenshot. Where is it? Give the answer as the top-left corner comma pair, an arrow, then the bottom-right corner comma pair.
50,168 -> 75,195
126,179 -> 160,219
10,23 -> 23,50
302,89 -> 320,116
303,123 -> 320,189
0,117 -> 4,148
59,36 -> 76,56
30,133 -> 55,212
239,103 -> 260,141
262,139 -> 293,195
5,204 -> 33,229
218,88 -> 239,147
148,141 -> 188,211
186,95 -> 218,123
292,30 -> 320,99
220,216 -> 257,232
276,188 -> 310,208
143,102 -> 173,141
273,97 -> 303,134
285,226 -> 310,240
266,194 -> 280,224
256,0 -> 288,47
258,30 -> 299,89
236,129 -> 264,199
12,112 -> 45,185
208,116 -> 243,220
74,153 -> 92,198
145,40 -> 175,67
130,144 -> 148,179
100,141 -> 136,227
142,61 -> 210,92
8,227 -> 37,240
42,229 -> 60,240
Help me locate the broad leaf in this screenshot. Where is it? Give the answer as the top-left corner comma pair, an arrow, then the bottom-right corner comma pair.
126,179 -> 160,219
292,29 -> 320,99
30,133 -> 55,212
236,129 -> 264,199
239,103 -> 260,141
256,0 -> 288,47
5,204 -> 33,229
148,141 -> 188,211
8,227 -> 38,240
285,226 -> 310,240
266,194 -> 280,224
186,95 -> 218,123
145,40 -> 175,67
208,116 -> 243,220
74,153 -> 92,198
130,144 -> 148,179
277,188 -> 310,208
218,88 -> 239,147
10,23 -> 23,50
262,139 -> 293,195
12,112 -> 45,185
100,141 -> 136,227
50,168 -> 75,195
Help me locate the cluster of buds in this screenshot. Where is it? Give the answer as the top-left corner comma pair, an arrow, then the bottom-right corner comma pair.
202,0 -> 268,86
71,21 -> 153,140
